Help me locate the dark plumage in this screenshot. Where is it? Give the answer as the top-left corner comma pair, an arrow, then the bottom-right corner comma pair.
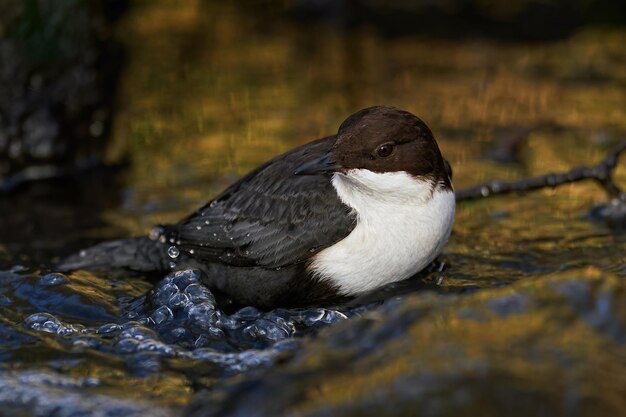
57,106 -> 454,308
174,136 -> 356,269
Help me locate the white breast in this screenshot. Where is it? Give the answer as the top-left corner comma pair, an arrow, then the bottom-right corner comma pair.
309,169 -> 455,295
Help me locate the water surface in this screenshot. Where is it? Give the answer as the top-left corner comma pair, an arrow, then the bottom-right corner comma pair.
1,1 -> 625,416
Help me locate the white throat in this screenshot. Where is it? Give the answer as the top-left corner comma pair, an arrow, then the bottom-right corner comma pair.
309,169 -> 455,295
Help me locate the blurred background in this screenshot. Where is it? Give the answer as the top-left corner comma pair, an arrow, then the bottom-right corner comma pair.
1,0 -> 625,266
1,1 -> 626,416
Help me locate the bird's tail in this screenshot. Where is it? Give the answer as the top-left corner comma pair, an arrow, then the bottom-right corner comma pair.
55,236 -> 170,272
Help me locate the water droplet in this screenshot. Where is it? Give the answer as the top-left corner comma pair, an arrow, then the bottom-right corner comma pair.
170,327 -> 186,338
176,240 -> 181,245
98,323 -> 121,334
205,220 -> 210,225
245,233 -> 250,238
24,313 -> 65,334
209,201 -> 217,208
159,235 -> 167,244
169,237 -> 176,244
149,226 -> 164,241
39,273 -> 66,286
151,306 -> 173,325
79,250 -> 87,257
168,246 -> 180,259
185,283 -> 216,304
196,225 -> 202,231
212,233 -> 217,237
169,261 -> 177,269
115,338 -> 140,354
189,249 -> 195,255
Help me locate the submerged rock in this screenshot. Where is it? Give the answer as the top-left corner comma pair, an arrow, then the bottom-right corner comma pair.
186,269 -> 626,417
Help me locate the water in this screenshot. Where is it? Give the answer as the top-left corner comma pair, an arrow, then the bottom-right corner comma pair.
1,1 -> 626,416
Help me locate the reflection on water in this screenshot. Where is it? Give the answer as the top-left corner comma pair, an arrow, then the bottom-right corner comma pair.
107,1 -> 626,232
108,0 -> 626,287
1,0 -> 626,415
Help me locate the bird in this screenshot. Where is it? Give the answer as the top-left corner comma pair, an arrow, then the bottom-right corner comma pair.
57,106 -> 455,309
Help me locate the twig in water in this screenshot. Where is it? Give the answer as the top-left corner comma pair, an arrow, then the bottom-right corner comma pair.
455,141 -> 626,202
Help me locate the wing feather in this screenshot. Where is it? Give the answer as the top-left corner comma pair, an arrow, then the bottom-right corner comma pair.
172,136 -> 356,268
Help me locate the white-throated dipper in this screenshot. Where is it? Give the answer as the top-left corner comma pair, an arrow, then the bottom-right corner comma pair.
57,106 -> 455,308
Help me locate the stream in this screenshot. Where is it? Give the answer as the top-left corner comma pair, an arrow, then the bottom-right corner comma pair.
1,1 -> 625,416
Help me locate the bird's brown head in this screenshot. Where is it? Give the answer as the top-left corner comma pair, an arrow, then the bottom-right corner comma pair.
295,106 -> 452,190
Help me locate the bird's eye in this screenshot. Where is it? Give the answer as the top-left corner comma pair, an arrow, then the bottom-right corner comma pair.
376,143 -> 395,158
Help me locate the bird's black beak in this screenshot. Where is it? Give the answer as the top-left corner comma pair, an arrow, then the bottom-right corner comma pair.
294,152 -> 342,175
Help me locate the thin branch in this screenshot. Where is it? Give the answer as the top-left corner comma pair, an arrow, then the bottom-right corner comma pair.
455,141 -> 626,202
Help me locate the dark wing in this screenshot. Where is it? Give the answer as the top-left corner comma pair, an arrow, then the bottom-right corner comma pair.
170,136 -> 356,268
